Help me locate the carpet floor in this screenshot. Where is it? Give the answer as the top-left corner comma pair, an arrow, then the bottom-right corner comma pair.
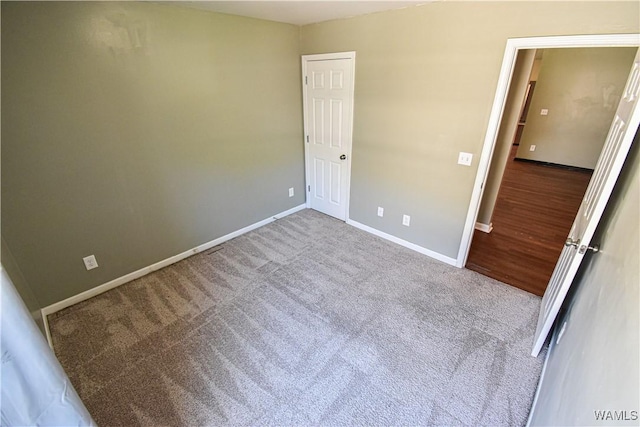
50,209 -> 545,426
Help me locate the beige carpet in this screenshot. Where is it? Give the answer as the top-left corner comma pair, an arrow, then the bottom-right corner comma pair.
50,209 -> 545,426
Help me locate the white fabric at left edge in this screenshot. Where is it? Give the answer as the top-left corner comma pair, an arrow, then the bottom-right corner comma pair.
1,266 -> 94,426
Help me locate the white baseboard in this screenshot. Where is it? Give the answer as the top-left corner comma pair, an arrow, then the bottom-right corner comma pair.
41,203 -> 306,348
475,222 -> 494,233
346,219 -> 458,267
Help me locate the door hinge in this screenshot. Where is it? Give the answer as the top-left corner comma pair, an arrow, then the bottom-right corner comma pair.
306,135 -> 309,143
305,76 -> 308,85
308,185 -> 311,192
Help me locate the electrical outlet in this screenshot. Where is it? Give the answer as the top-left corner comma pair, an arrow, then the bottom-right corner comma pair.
402,215 -> 410,226
377,207 -> 384,217
83,255 -> 99,271
540,108 -> 548,116
457,152 -> 473,166
530,145 -> 536,152
288,187 -> 294,197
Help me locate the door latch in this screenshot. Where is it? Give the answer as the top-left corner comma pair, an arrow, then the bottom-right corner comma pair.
579,244 -> 600,254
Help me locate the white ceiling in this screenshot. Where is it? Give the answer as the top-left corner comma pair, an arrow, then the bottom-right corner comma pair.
164,1 -> 431,26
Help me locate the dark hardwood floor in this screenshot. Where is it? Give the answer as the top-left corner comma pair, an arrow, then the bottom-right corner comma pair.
466,146 -> 593,296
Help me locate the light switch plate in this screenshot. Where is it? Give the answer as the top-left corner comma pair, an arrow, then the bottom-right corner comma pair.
458,152 -> 473,166
402,215 -> 411,226
377,207 -> 384,217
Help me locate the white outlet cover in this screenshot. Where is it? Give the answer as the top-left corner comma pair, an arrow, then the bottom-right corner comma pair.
402,215 -> 410,226
83,255 -> 98,270
457,152 -> 473,166
288,187 -> 294,197
540,108 -> 549,115
377,207 -> 384,217
530,145 -> 536,151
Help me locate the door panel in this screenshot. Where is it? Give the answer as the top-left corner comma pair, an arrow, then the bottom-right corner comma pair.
313,99 -> 324,144
313,158 -> 325,200
303,55 -> 355,220
330,99 -> 343,148
330,162 -> 341,204
532,48 -> 640,356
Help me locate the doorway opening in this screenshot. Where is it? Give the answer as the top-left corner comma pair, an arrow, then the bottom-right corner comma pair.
466,47 -> 636,296
456,34 -> 640,356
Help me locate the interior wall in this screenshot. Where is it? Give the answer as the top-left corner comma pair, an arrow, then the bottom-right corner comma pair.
300,1 -> 639,259
1,2 -> 304,307
476,49 -> 535,227
0,238 -> 45,333
530,57 -> 543,82
529,135 -> 639,426
516,47 -> 637,168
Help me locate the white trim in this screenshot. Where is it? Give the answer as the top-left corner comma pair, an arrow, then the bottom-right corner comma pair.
346,219 -> 457,267
302,52 -> 356,62
526,323 -> 555,426
474,222 -> 493,233
273,204 -> 306,219
43,313 -> 54,349
40,204 -> 306,348
302,51 -> 356,220
456,33 -> 640,268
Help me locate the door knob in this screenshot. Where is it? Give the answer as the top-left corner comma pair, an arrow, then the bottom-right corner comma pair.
566,238 -> 600,254
340,154 -> 346,160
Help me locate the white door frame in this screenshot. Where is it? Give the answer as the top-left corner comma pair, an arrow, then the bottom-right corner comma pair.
301,51 -> 356,221
456,34 -> 640,268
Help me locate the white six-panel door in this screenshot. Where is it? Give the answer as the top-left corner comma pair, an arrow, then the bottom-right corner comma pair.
302,53 -> 355,221
531,47 -> 640,356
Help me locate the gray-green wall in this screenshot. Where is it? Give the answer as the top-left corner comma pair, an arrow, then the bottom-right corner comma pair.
300,1 -> 639,258
516,47 -> 637,168
3,1 -> 640,309
1,239 -> 45,333
529,135 -> 639,426
477,49 -> 535,227
1,2 -> 304,307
